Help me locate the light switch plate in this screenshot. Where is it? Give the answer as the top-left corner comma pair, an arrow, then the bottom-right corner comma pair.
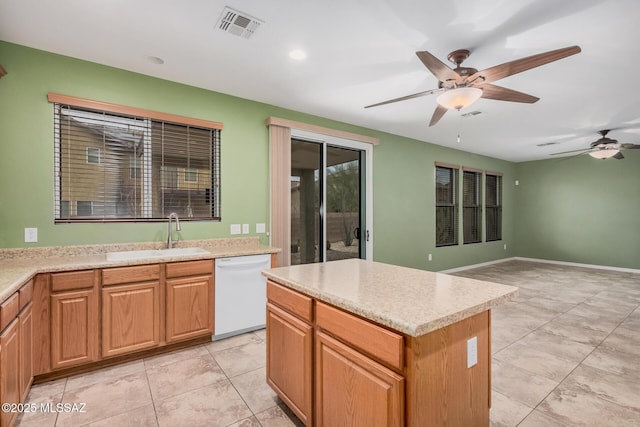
24,227 -> 38,243
256,223 -> 266,233
467,336 -> 478,368
230,224 -> 241,235
242,224 -> 249,234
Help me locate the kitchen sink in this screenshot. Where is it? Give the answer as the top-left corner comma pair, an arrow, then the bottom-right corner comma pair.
106,247 -> 209,261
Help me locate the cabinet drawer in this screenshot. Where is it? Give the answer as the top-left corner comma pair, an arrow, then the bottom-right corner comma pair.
19,279 -> 33,311
0,292 -> 19,331
267,281 -> 313,323
166,260 -> 213,279
102,264 -> 160,286
51,270 -> 95,292
316,301 -> 404,371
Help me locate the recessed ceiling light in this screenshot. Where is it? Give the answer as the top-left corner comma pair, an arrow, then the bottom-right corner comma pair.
289,49 -> 307,60
148,56 -> 165,65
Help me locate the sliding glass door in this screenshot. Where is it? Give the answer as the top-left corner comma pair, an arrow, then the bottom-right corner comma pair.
290,137 -> 369,265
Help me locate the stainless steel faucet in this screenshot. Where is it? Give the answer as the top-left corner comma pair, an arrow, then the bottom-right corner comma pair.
167,212 -> 181,249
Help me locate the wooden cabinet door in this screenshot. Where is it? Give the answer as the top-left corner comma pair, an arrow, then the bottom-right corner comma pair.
166,275 -> 213,343
1,319 -> 20,427
19,302 -> 34,402
315,331 -> 404,427
51,289 -> 99,370
102,282 -> 160,358
266,303 -> 313,426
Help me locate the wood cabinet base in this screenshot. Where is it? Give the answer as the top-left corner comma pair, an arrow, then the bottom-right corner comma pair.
33,335 -> 211,384
266,279 -> 492,427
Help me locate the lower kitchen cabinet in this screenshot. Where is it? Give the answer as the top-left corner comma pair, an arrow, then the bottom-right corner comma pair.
19,302 -> 33,402
50,270 -> 99,371
0,280 -> 34,427
315,331 -> 404,427
102,281 -> 161,357
50,288 -> 99,370
166,274 -> 213,343
266,303 -> 313,426
0,319 -> 20,427
165,259 -> 214,344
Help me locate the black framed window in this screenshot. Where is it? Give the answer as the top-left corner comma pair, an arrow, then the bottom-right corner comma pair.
435,165 -> 458,246
486,173 -> 502,241
463,170 -> 482,244
54,103 -> 221,222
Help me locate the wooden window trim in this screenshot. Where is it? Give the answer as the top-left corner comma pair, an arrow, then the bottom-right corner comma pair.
266,117 -> 379,145
434,161 -> 460,170
48,93 -> 223,130
462,166 -> 483,173
485,170 -> 503,177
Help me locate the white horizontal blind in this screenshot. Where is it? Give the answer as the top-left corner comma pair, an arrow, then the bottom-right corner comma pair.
54,104 -> 221,221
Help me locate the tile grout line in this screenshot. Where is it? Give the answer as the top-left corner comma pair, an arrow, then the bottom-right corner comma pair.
514,294 -> 640,425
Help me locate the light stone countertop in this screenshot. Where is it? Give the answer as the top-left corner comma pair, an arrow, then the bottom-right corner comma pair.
0,237 -> 279,304
262,258 -> 518,337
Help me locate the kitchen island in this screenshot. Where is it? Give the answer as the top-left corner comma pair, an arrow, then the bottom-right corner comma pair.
262,259 -> 518,427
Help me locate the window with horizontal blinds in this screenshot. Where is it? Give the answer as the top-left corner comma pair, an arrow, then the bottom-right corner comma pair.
463,170 -> 482,244
435,165 -> 458,246
54,104 -> 221,222
486,173 -> 502,241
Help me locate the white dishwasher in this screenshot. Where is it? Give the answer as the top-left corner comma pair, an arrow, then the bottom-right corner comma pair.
213,254 -> 271,340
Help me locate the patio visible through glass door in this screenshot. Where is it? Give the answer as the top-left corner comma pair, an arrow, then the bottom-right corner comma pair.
290,139 -> 364,265
325,145 -> 362,261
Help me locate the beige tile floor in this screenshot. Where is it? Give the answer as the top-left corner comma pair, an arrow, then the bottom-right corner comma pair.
15,260 -> 640,426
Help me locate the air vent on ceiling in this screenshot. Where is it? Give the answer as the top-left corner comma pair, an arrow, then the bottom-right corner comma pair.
461,110 -> 483,118
216,6 -> 264,39
536,142 -> 559,147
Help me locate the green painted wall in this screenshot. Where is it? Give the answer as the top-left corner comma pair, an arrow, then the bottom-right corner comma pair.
0,41 -> 514,271
514,153 -> 640,269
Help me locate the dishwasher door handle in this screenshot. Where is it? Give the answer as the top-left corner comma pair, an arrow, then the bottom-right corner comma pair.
217,259 -> 270,268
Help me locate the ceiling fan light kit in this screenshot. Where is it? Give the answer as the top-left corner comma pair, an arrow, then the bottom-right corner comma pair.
588,148 -> 620,159
550,130 -> 639,160
365,45 -> 581,126
436,87 -> 482,110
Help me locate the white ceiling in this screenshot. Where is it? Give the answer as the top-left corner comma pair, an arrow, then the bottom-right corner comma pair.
2,0 -> 640,162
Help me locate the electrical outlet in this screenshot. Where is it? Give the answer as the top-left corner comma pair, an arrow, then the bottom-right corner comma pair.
230,224 -> 241,235
467,336 -> 478,368
504,244 -> 507,250
428,253 -> 432,261
256,223 -> 266,233
24,228 -> 38,243
242,224 -> 249,234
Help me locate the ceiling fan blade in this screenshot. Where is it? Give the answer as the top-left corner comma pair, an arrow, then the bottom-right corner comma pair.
416,51 -> 461,83
429,105 -> 448,127
469,45 -> 581,85
550,148 -> 590,156
479,84 -> 539,103
364,88 -> 444,109
621,143 -> 640,149
612,151 -> 625,159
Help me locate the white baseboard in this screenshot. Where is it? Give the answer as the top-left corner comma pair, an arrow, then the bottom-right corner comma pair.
513,257 -> 640,274
439,257 -> 516,273
440,256 -> 640,274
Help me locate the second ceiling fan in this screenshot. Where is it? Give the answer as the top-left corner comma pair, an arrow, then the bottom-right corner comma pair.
365,45 -> 581,126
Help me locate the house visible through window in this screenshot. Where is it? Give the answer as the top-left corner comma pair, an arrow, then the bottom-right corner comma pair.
435,164 -> 458,246
184,168 -> 198,183
129,156 -> 142,179
86,147 -> 101,164
463,169 -> 482,244
53,97 -> 222,222
486,173 -> 502,241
